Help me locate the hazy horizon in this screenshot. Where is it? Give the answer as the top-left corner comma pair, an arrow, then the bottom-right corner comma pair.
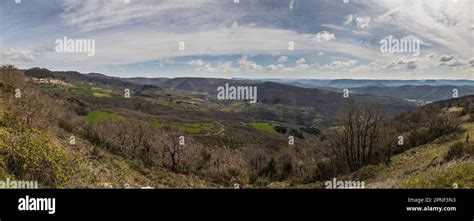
20,66 -> 474,81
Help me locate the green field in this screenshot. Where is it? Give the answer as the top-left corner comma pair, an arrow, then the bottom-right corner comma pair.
39,85 -> 67,95
248,122 -> 277,134
39,84 -> 88,97
180,123 -> 215,134
91,87 -> 116,97
83,110 -> 124,122
42,85 -> 117,98
68,86 -> 92,96
151,120 -> 216,134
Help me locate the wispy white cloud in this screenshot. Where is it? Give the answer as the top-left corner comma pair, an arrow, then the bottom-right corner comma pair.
1,48 -> 40,63
323,60 -> 358,70
266,63 -> 286,71
1,0 -> 472,79
372,0 -> 473,58
218,61 -> 238,73
59,0 -> 214,32
344,14 -> 371,29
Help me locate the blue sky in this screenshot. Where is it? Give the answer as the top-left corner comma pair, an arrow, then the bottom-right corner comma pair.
1,0 -> 473,79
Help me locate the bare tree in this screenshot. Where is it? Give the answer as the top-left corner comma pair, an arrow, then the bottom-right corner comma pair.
329,99 -> 388,172
427,110 -> 460,138
162,134 -> 183,171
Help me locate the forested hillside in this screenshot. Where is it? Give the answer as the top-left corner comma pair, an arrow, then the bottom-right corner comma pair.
1,65 -> 472,188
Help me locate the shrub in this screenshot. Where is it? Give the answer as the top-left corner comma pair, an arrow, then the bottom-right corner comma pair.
407,128 -> 432,147
260,157 -> 280,180
289,129 -> 304,139
427,113 -> 460,140
280,157 -> 293,180
273,125 -> 287,134
300,127 -> 321,136
0,127 -> 70,187
310,161 -> 338,181
445,142 -> 474,162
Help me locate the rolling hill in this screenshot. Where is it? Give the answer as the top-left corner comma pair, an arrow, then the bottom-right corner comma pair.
1,66 -> 471,189
350,85 -> 474,102
22,68 -> 417,125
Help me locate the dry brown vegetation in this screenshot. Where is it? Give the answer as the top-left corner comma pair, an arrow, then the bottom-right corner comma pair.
0,65 -> 472,188
328,99 -> 392,172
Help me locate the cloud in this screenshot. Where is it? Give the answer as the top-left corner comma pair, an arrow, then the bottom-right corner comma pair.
381,57 -> 418,70
469,58 -> 474,67
3,0 -> 473,79
437,55 -> 466,67
158,58 -> 175,67
350,61 -> 380,73
117,67 -> 128,76
218,61 -> 238,73
313,31 -> 335,43
59,0 -> 213,32
373,0 -> 473,58
263,56 -> 292,71
289,0 -> 295,10
406,61 -> 417,69
230,21 -> 256,30
277,56 -> 288,63
187,59 -> 204,67
1,48 -> 40,63
238,56 -> 263,71
343,14 -> 354,26
325,60 -> 358,70
187,59 -> 215,72
355,16 -> 371,29
424,53 -> 434,59
439,55 -> 455,62
344,14 -> 371,29
295,58 -> 310,70
266,64 -> 285,71
439,59 -> 464,67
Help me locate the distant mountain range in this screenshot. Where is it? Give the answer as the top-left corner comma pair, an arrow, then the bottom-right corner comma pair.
124,77 -> 474,103
116,75 -> 416,116
240,79 -> 474,102
23,68 -> 418,124
249,78 -> 474,88
349,85 -> 474,102
24,67 -> 474,112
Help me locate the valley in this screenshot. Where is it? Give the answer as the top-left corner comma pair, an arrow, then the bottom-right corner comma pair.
0,66 -> 472,188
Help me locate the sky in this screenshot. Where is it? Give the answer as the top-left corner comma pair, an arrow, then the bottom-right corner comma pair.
0,0 -> 473,79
